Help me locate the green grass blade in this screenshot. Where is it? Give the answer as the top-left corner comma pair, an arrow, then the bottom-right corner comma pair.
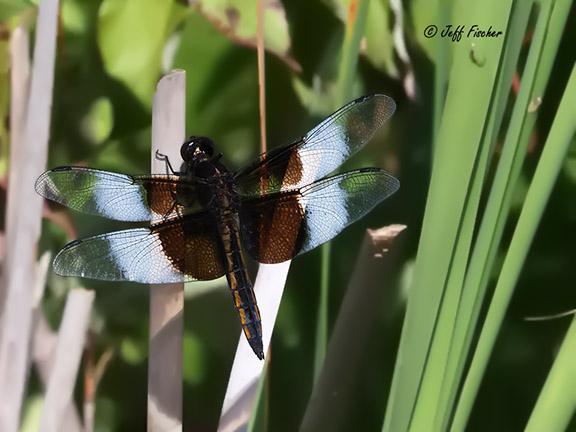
432,2 -> 536,427
314,243 -> 331,381
432,0 -> 452,144
525,316 -> 576,432
410,1 -> 520,428
415,3 -> 530,424
335,0 -> 371,106
381,1 -> 512,430
452,63 -> 576,430
443,0 -> 572,427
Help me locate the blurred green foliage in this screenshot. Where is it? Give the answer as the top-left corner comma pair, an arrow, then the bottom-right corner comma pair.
1,0 -> 574,430
97,0 -> 185,105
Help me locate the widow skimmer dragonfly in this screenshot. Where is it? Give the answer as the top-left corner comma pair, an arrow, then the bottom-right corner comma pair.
35,94 -> 399,360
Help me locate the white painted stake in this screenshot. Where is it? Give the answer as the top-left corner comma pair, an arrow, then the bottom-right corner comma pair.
39,289 -> 95,432
218,3 -> 292,429
3,25 -> 30,292
218,262 -> 291,432
0,0 -> 59,430
147,70 -> 186,432
32,254 -> 83,432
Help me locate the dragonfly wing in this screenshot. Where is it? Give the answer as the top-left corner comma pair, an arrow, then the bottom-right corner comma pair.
36,166 -> 199,222
235,94 -> 396,197
54,213 -> 225,283
239,168 -> 399,263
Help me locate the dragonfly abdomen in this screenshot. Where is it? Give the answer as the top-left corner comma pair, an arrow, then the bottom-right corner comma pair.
230,278 -> 264,359
218,214 -> 264,360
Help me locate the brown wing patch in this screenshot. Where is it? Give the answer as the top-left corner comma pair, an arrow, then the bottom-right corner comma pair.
240,192 -> 306,264
142,180 -> 180,220
269,144 -> 304,189
156,214 -> 225,280
237,141 -> 307,197
138,177 -> 201,222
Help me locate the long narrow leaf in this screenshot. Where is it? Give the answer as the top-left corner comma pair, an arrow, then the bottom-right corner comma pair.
421,2 -> 536,428
382,1 -> 512,430
444,1 -> 572,427
525,316 -> 576,432
452,63 -> 576,430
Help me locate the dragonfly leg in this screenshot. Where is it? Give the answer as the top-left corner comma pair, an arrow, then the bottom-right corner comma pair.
155,150 -> 179,175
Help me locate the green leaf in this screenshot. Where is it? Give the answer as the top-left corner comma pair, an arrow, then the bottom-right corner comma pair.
172,11 -> 236,126
61,0 -> 89,34
418,2 -> 536,429
382,0 -> 513,430
120,337 -> 147,365
0,38 -> 9,176
447,0 -> 573,428
20,395 -> 43,432
364,0 -> 397,77
183,333 -> 207,386
564,139 -> 576,184
0,0 -> 32,22
97,0 -> 186,106
320,0 -> 348,20
80,97 -> 114,144
453,62 -> 576,431
193,0 -> 298,70
526,315 -> 576,432
409,0 -> 443,62
292,76 -> 338,116
323,0 -> 397,77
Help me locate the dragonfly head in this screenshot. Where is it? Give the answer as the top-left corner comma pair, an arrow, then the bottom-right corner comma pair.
181,136 -> 216,165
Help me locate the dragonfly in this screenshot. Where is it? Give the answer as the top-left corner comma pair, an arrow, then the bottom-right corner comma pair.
35,94 -> 399,360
